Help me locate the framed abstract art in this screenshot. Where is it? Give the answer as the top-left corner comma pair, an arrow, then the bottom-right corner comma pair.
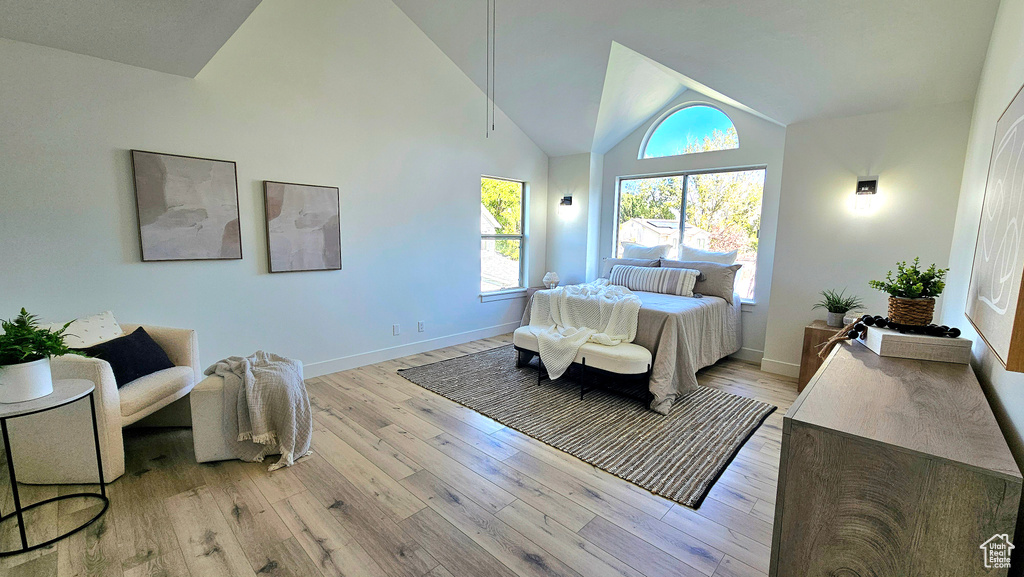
130,150 -> 242,261
263,181 -> 342,273
966,82 -> 1024,371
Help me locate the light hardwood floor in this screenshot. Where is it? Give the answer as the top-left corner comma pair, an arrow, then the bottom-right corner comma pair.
0,334 -> 798,577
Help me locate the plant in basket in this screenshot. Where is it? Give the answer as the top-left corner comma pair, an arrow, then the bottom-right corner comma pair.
868,258 -> 948,326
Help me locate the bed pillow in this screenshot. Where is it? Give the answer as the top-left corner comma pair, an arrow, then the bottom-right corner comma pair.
621,242 -> 673,259
75,327 -> 175,388
677,245 -> 738,265
43,310 -> 124,348
609,264 -> 700,297
599,257 -> 659,279
661,259 -> 742,304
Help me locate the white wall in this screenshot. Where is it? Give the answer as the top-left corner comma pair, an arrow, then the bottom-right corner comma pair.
598,93 -> 787,361
0,0 -> 549,375
587,153 -> 605,280
760,102 -> 973,376
546,152 -> 603,285
943,0 -> 1024,465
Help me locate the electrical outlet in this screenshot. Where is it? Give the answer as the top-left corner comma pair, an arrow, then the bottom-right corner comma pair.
417,321 -> 425,332
393,324 -> 400,336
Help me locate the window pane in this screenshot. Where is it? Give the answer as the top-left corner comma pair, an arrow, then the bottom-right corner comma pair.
481,238 -> 522,292
481,177 -> 523,234
642,105 -> 739,159
616,176 -> 684,257
684,169 -> 765,300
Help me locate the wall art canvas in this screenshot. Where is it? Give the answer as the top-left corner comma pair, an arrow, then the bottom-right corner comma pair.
966,83 -> 1024,371
264,181 -> 342,273
130,150 -> 241,261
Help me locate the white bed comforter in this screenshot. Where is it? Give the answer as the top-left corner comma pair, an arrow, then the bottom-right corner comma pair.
528,280 -> 642,379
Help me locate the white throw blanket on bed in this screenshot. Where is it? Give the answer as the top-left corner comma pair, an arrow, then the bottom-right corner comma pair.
528,280 -> 642,379
205,351 -> 313,471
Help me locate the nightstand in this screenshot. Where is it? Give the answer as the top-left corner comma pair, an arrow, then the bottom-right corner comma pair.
798,320 -> 840,391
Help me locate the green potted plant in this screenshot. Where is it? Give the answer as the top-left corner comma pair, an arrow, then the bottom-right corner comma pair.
0,309 -> 78,403
813,289 -> 864,327
868,258 -> 948,326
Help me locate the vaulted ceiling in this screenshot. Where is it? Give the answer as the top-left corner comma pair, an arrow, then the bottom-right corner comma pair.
393,0 -> 1000,157
0,0 -> 261,77
0,0 -> 1001,157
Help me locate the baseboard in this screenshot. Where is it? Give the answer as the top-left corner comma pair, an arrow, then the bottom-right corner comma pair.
304,321 -> 521,377
760,357 -> 800,378
729,347 -> 764,364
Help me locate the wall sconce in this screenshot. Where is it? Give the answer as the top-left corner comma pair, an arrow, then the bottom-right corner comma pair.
855,177 -> 878,212
557,195 -> 573,218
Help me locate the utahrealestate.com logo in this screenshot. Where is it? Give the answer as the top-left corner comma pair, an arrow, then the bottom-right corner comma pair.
980,534 -> 1014,570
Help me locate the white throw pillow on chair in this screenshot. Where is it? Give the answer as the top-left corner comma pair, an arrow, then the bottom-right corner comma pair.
43,310 -> 124,348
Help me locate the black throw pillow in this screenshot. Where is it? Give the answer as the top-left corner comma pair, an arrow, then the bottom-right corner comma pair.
76,327 -> 175,388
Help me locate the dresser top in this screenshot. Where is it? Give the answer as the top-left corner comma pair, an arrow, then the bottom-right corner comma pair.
787,341 -> 1022,481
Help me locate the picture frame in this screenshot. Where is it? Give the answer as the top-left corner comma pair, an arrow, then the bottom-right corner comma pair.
130,150 -> 242,262
966,81 -> 1024,371
263,180 -> 342,273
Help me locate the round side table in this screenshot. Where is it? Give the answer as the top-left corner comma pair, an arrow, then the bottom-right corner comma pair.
0,379 -> 109,556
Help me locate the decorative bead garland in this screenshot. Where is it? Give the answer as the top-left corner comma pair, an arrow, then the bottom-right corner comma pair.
817,314 -> 963,361
847,315 -> 961,340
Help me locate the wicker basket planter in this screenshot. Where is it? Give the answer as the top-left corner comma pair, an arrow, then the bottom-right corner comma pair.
887,296 -> 935,326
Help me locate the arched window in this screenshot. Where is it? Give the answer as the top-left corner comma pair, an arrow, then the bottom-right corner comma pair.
640,104 -> 739,159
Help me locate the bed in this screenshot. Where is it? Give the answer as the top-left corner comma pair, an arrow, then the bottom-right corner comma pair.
522,290 -> 741,414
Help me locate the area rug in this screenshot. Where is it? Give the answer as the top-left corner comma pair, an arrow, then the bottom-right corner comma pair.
397,344 -> 776,508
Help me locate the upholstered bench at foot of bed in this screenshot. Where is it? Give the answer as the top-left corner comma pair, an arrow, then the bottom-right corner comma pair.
513,327 -> 652,373
512,327 -> 653,399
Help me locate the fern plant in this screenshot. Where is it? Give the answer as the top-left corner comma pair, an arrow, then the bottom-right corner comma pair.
868,258 -> 948,299
0,309 -> 78,365
812,289 -> 864,314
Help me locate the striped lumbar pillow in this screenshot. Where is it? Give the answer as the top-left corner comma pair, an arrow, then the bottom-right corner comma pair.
609,264 -> 700,296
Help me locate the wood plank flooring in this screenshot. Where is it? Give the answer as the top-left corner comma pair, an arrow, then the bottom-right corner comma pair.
0,335 -> 797,577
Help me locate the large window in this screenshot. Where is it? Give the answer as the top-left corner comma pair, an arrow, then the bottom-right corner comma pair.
481,176 -> 525,292
641,104 -> 739,159
615,168 -> 765,300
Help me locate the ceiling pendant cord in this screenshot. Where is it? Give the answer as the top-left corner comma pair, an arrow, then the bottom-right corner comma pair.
485,0 -> 490,138
491,0 -> 495,133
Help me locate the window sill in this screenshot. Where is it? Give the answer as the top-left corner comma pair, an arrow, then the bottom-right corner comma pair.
480,288 -> 528,303
741,300 -> 756,312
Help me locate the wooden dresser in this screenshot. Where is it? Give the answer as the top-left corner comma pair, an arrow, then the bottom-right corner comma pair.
770,341 -> 1022,576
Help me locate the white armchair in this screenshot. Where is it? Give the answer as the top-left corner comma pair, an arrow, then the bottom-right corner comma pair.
6,323 -> 199,484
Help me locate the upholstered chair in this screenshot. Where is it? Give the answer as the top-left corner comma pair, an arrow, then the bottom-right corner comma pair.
6,324 -> 199,484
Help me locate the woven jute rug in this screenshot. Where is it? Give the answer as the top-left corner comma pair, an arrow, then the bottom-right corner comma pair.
398,344 -> 776,508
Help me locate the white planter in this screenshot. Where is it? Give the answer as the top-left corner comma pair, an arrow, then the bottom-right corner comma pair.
0,357 -> 54,403
826,312 -> 847,328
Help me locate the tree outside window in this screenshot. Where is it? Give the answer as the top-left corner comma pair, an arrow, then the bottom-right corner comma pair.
481,177 -> 525,292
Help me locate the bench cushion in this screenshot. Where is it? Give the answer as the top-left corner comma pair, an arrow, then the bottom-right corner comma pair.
513,326 -> 651,375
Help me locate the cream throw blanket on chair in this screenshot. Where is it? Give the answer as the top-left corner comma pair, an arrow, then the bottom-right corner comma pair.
528,280 -> 642,379
205,351 -> 313,471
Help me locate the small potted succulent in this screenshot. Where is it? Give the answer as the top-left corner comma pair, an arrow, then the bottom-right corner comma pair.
0,309 -> 78,403
868,258 -> 948,326
813,289 -> 865,327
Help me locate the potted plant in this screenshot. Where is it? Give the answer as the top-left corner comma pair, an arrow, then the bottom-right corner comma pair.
813,289 -> 864,327
0,309 -> 78,403
868,258 -> 948,326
